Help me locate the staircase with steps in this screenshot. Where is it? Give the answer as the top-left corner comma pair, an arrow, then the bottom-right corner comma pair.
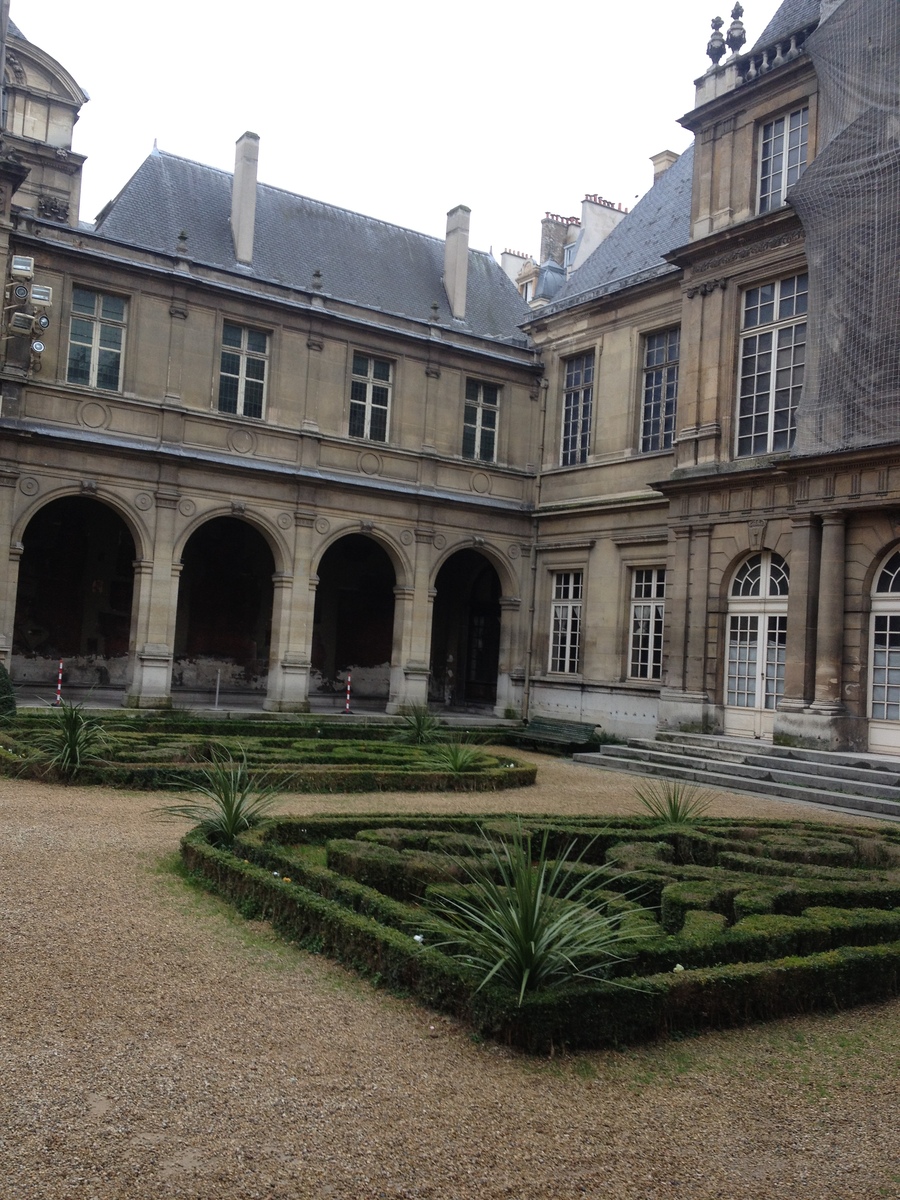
574,732 -> 900,820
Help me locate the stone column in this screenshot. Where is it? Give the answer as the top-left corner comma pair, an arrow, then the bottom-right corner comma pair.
387,585 -> 417,713
125,489 -> 179,707
778,513 -> 820,712
386,530 -> 436,714
658,523 -> 714,731
684,524 -> 712,695
263,510 -> 315,711
0,469 -> 21,668
494,595 -> 522,717
810,511 -> 846,713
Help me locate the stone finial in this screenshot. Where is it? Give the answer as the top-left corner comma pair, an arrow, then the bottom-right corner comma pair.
707,15 -> 726,64
726,3 -> 746,53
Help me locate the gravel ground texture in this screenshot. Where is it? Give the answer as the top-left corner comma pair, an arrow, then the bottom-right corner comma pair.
2,752 -> 900,1200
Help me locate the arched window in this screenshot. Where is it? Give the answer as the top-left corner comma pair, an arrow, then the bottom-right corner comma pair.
724,551 -> 789,736
870,551 -> 900,723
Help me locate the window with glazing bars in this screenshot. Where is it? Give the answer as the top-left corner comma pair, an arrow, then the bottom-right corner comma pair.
67,287 -> 126,391
218,322 -> 268,418
349,352 -> 391,441
629,568 -> 665,679
561,352 -> 594,465
462,379 -> 498,462
737,273 -> 807,456
641,329 -> 679,453
758,106 -> 809,213
549,571 -> 583,673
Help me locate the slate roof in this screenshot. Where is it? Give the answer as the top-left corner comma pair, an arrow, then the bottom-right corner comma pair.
752,0 -> 821,49
93,152 -> 530,343
524,144 -> 694,321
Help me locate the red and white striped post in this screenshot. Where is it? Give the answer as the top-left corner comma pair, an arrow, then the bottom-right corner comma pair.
342,671 -> 352,715
55,659 -> 63,705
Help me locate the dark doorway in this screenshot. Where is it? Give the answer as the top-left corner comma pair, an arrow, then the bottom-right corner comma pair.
430,550 -> 501,707
174,517 -> 274,690
312,535 -> 395,698
12,496 -> 136,687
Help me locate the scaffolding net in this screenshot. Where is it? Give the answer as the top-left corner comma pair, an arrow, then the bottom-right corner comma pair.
789,0 -> 900,455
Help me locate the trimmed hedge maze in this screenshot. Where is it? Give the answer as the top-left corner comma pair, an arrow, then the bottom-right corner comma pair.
181,814 -> 900,1053
0,715 -> 533,791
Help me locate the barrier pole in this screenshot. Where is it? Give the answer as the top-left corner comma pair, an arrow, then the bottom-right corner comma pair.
343,671 -> 352,714
55,659 -> 63,705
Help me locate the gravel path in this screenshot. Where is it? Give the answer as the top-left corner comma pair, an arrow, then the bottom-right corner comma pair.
2,754 -> 900,1199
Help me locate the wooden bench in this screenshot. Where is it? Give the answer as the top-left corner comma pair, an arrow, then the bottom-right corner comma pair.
507,717 -> 600,754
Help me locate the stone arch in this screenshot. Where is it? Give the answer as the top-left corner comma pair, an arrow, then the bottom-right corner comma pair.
430,537 -> 518,598
310,533 -> 398,702
11,494 -> 139,692
173,507 -> 290,576
12,485 -> 150,562
429,547 -> 504,708
172,516 -> 277,696
311,524 -> 411,589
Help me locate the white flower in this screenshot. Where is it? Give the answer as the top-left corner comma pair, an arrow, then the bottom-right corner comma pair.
413,934 -> 425,944
273,871 -> 280,877
673,963 -> 685,972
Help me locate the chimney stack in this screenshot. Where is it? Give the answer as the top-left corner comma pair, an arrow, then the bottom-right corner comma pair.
443,204 -> 470,320
231,131 -> 260,265
650,149 -> 680,182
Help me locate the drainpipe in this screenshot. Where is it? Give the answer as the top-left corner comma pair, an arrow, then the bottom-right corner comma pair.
521,375 -> 549,721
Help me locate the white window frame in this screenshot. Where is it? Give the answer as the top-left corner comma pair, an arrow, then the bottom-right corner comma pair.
66,287 -> 127,392
629,568 -> 666,680
725,552 -> 789,711
561,352 -> 594,466
462,379 -> 499,462
736,273 -> 807,457
217,321 -> 269,419
349,352 -> 392,442
549,570 -> 583,674
640,329 -> 679,454
758,105 -> 809,214
869,551 -> 900,722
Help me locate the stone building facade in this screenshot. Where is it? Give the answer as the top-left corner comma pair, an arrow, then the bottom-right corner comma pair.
2,0 -> 900,757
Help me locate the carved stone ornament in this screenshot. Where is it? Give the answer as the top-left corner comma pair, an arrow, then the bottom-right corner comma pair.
694,228 -> 805,274
37,195 -> 70,223
726,3 -> 746,54
707,16 -> 726,65
748,519 -> 767,551
686,278 -> 727,299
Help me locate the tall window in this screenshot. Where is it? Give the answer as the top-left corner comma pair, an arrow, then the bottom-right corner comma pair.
462,379 -> 498,462
870,551 -> 900,722
561,352 -> 594,466
549,571 -> 583,673
629,568 -> 666,680
641,329 -> 679,453
350,352 -> 391,441
218,322 -> 268,418
725,551 -> 789,711
737,273 -> 807,457
67,288 -> 126,391
758,106 -> 809,213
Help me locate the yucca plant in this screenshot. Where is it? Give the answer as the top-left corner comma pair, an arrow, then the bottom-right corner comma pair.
428,739 -> 490,774
29,700 -> 107,780
395,705 -> 442,745
419,823 -> 633,1005
153,742 -> 288,847
633,778 -> 712,826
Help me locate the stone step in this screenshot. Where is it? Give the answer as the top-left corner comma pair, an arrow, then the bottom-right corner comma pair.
573,750 -> 900,819
655,731 -> 900,775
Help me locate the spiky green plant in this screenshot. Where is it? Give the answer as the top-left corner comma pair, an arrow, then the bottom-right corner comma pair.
419,823 -> 633,1005
153,743 -> 288,847
428,739 -> 491,774
395,705 -> 442,745
29,700 -> 107,779
0,661 -> 16,724
633,778 -> 713,826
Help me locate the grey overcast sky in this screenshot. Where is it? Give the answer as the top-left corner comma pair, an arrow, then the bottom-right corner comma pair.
10,0 -> 778,260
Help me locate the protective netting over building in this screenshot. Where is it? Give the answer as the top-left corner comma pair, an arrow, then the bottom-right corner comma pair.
789,0 -> 900,455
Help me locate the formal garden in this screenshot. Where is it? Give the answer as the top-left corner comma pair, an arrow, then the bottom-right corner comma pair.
4,684 -> 900,1057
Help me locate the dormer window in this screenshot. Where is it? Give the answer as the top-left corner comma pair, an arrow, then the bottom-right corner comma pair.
758,106 -> 809,214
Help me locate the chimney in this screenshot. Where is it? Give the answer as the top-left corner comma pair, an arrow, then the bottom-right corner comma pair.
231,131 -> 260,265
443,205 -> 470,320
650,150 -> 680,182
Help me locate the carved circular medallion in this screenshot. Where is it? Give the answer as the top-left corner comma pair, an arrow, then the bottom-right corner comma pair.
507,544 -> 521,559
178,499 -> 196,517
277,512 -> 293,530
134,493 -> 153,511
78,401 -> 110,430
18,476 -> 39,496
471,472 -> 491,495
358,452 -> 382,476
315,517 -> 331,535
400,529 -> 414,546
228,428 -> 257,455
432,533 -> 446,550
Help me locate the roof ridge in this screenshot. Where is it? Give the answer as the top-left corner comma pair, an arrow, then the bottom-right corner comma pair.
153,149 -> 495,259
